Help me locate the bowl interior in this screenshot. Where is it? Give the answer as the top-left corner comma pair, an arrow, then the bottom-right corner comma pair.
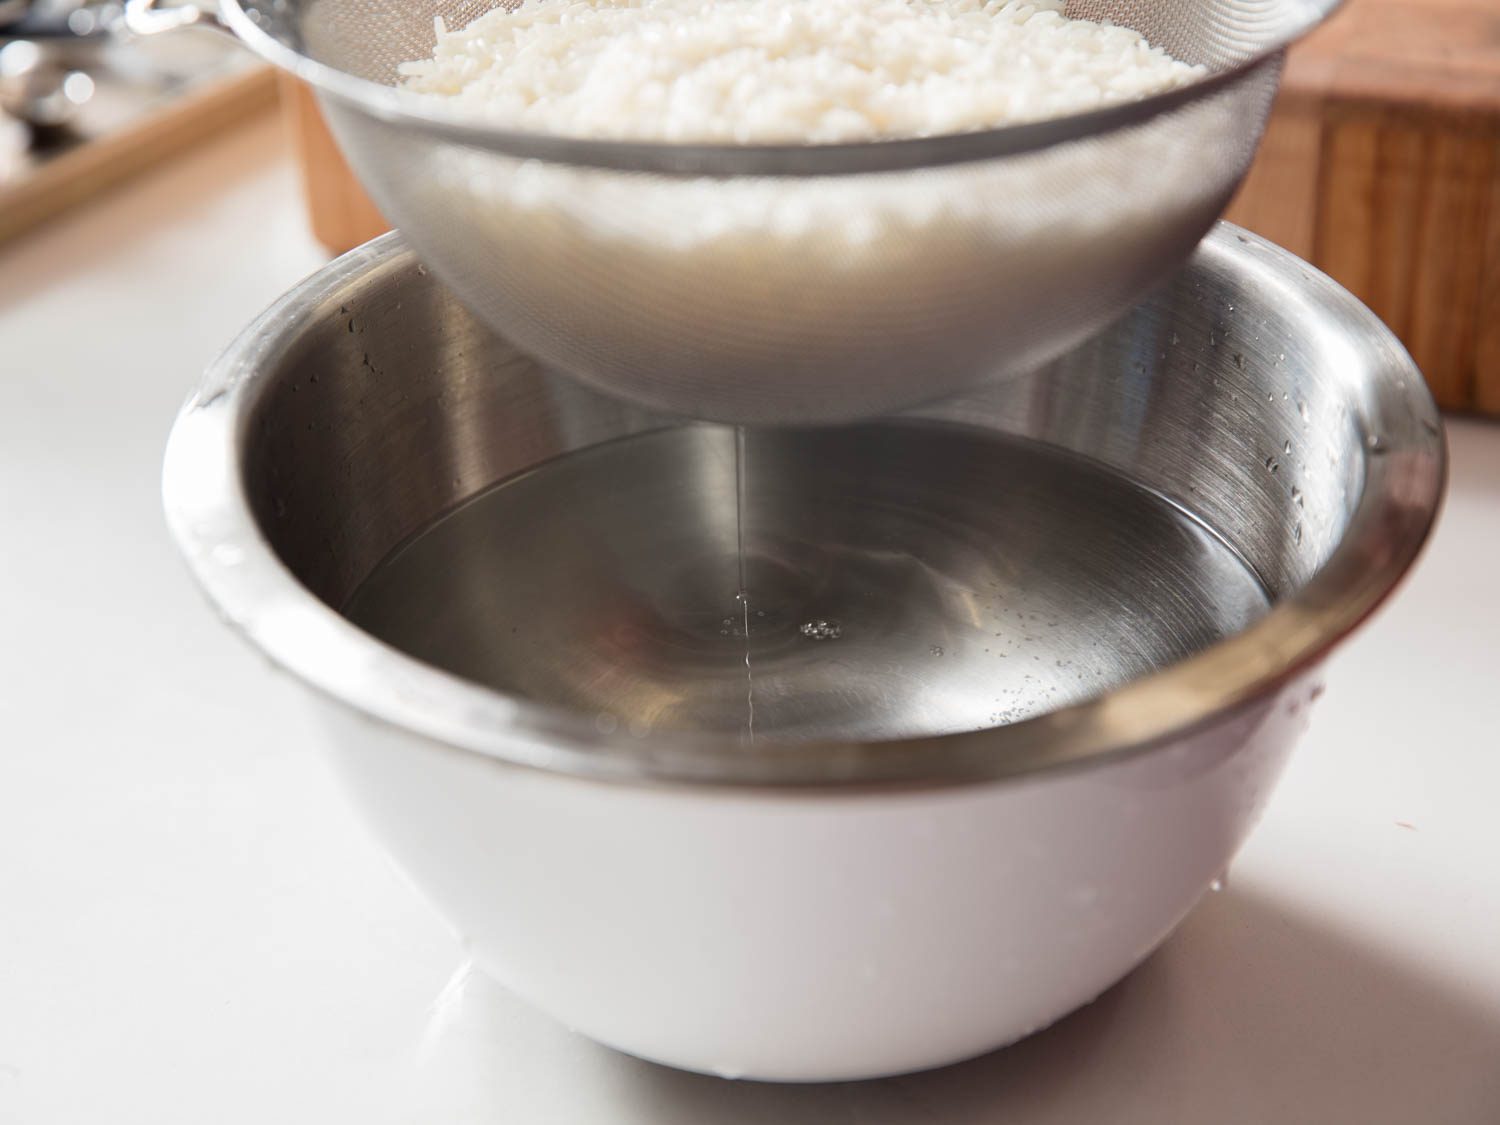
234,229 -> 1430,748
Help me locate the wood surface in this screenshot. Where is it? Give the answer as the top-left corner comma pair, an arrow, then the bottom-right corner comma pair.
285,0 -> 1500,414
278,73 -> 388,255
0,64 -> 279,246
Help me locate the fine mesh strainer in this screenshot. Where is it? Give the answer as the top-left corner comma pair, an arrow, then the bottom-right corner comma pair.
133,0 -> 1340,424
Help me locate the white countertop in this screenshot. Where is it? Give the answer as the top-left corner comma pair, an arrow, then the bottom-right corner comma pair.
2,115 -> 1498,1124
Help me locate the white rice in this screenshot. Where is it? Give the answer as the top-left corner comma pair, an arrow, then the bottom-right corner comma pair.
388,0 -> 1228,418
398,0 -> 1203,142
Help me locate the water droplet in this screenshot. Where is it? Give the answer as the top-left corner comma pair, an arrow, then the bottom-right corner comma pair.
800,619 -> 842,641
1170,332 -> 1180,346
1267,392 -> 1275,403
930,645 -> 944,657
1233,352 -> 1245,369
1283,440 -> 1292,454
1294,523 -> 1303,545
1291,485 -> 1303,507
1366,433 -> 1387,454
1209,877 -> 1225,893
1264,456 -> 1279,472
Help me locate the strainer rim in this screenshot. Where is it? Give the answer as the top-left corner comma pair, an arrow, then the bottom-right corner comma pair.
222,0 -> 1339,174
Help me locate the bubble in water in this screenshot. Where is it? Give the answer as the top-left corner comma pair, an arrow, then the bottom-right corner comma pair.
800,619 -> 842,641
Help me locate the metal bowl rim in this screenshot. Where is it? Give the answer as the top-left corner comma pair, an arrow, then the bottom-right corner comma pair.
161,224 -> 1446,789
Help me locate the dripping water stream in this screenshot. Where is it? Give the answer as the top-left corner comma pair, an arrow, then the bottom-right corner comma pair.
734,425 -> 755,744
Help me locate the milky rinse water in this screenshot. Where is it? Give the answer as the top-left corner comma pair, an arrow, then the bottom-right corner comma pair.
343,422 -> 1272,743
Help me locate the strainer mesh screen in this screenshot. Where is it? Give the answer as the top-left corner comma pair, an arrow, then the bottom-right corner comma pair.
241,0 -> 1327,424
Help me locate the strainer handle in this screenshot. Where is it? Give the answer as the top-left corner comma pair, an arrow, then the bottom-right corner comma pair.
124,0 -> 231,36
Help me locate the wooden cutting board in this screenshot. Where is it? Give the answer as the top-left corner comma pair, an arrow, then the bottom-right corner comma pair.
284,0 -> 1500,414
0,63 -> 277,246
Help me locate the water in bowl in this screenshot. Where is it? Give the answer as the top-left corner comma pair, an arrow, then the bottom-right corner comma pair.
343,421 -> 1270,743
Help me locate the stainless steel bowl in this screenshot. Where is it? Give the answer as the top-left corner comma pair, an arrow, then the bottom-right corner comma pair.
163,225 -> 1443,1080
